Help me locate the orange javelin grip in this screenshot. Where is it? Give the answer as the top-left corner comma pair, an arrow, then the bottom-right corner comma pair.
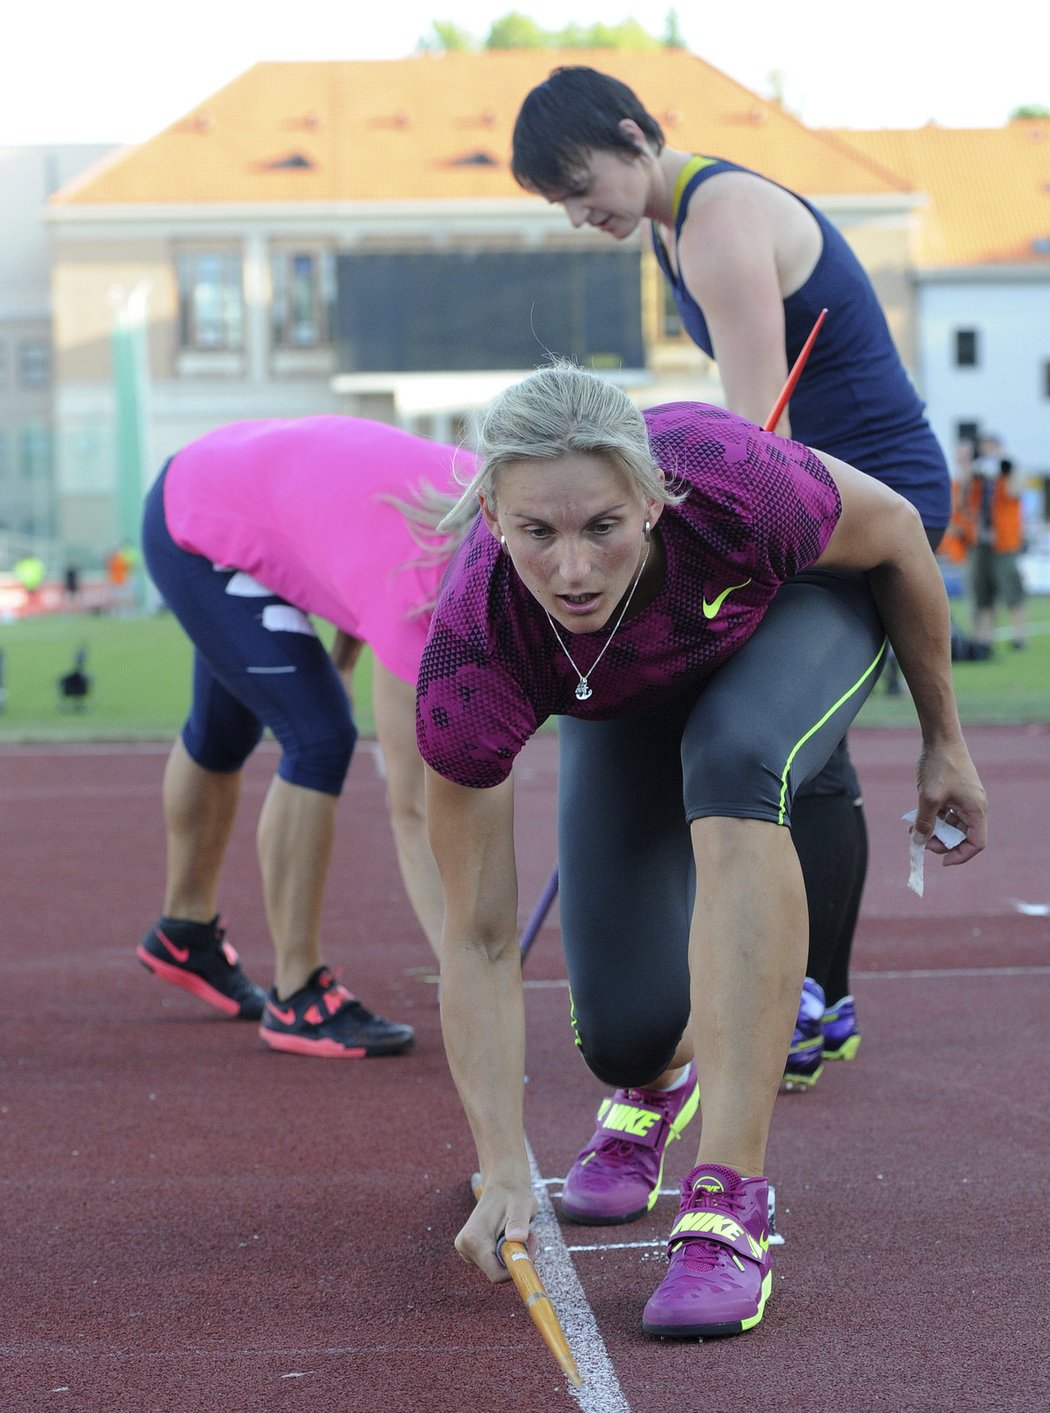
470,1173 -> 582,1387
762,306 -> 827,433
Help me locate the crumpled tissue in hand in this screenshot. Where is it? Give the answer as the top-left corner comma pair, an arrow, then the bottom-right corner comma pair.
901,810 -> 967,897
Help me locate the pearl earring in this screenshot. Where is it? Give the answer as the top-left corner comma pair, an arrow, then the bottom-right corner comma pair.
643,519 -> 652,541
500,534 -> 507,550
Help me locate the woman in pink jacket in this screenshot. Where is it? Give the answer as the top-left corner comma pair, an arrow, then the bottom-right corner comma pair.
137,415 -> 475,1058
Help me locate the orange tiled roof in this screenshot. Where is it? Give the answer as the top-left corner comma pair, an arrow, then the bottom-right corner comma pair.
832,122 -> 1050,266
52,51 -> 910,207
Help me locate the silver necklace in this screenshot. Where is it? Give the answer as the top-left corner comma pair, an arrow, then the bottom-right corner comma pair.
543,543 -> 651,701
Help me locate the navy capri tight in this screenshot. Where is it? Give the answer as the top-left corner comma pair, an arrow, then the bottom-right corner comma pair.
142,467 -> 356,796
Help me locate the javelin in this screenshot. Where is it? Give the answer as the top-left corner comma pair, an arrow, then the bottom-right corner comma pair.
470,1173 -> 582,1387
517,306 -> 830,963
762,306 -> 827,433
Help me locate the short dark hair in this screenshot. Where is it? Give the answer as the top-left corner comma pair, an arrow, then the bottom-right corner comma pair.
511,66 -> 665,194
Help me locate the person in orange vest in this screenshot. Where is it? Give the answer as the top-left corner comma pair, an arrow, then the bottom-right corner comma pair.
955,434 -> 1027,652
940,440 -> 975,569
106,544 -> 131,586
106,542 -> 140,615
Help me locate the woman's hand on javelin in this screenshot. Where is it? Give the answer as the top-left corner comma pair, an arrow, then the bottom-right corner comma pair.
459,1174 -> 537,1283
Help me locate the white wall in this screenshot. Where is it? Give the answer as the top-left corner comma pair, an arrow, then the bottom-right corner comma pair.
0,146 -> 116,311
917,274 -> 1050,476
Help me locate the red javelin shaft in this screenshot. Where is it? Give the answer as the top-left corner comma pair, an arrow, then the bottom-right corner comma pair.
762,306 -> 827,433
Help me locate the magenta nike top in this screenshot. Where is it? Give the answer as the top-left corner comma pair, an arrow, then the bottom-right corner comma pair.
164,416 -> 477,684
417,403 -> 842,788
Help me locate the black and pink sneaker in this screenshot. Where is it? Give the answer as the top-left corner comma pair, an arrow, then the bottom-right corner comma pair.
642,1163 -> 772,1339
137,916 -> 266,1020
260,966 -> 414,1059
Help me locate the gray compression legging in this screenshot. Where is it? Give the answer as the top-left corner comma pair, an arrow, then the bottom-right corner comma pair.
557,569 -> 886,1089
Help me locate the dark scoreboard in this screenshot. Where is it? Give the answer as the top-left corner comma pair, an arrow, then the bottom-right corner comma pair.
336,247 -> 644,373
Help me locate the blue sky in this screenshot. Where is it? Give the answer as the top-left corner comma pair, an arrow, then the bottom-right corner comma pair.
6,0 -> 1047,145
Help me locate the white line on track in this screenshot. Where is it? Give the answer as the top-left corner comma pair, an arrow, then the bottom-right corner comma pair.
525,1137 -> 632,1412
525,966 -> 1050,990
0,740 -> 177,756
853,965 -> 1050,979
565,1238 -> 663,1253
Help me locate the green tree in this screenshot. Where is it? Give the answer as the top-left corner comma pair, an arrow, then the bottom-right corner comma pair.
419,20 -> 476,52
663,8 -> 686,48
486,11 -> 549,48
420,12 -> 669,53
1010,104 -> 1050,119
767,69 -> 786,106
565,19 -> 659,50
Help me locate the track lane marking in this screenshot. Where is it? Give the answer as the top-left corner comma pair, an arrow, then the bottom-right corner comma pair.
523,1137 -> 631,1411
522,966 -> 1050,989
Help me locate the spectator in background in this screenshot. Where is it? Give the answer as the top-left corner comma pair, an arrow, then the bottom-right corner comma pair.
956,434 -> 1027,652
106,542 -> 138,614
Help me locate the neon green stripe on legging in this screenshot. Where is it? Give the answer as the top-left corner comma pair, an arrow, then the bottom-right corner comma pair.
775,638 -> 888,825
568,985 -> 583,1047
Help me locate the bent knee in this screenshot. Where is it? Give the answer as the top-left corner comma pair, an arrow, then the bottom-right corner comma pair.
277,721 -> 357,795
183,719 -> 263,774
574,1010 -> 686,1090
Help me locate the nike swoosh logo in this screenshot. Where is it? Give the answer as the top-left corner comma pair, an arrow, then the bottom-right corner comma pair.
702,577 -> 752,619
267,1001 -> 296,1025
155,928 -> 190,963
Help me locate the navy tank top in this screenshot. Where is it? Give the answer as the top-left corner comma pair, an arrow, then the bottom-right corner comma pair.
651,156 -> 950,529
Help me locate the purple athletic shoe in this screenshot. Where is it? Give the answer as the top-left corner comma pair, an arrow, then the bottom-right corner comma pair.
782,976 -> 825,1091
560,1064 -> 700,1225
642,1163 -> 772,1339
822,994 -> 861,1060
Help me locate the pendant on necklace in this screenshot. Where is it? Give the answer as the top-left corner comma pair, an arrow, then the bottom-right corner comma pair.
575,680 -> 592,701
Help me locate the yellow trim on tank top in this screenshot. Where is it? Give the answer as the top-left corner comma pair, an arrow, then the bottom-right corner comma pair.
672,155 -> 720,223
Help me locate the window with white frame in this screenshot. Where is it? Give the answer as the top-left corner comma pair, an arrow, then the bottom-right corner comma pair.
954,328 -> 978,368
176,250 -> 244,351
271,248 -> 335,348
956,420 -> 980,453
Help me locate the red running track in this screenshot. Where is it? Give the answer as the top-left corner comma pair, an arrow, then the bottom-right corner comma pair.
1,726 -> 1047,1412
